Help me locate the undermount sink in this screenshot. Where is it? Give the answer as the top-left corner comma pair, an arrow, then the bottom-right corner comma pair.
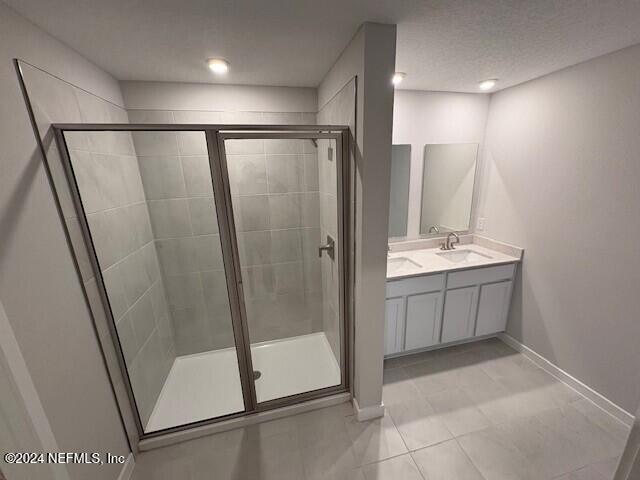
436,249 -> 492,263
387,256 -> 421,274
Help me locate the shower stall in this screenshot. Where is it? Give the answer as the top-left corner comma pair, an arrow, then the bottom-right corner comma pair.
52,124 -> 350,438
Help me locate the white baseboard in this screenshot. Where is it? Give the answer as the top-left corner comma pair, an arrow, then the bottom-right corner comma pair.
117,453 -> 135,480
352,397 -> 385,422
498,333 -> 635,427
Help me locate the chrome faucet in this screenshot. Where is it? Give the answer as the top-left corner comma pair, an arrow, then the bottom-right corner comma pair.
440,232 -> 460,251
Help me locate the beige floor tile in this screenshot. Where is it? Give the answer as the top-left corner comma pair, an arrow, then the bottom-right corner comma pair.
405,352 -> 495,397
535,405 -> 623,465
477,351 -> 538,379
186,429 -> 304,480
412,439 -> 484,480
382,367 -> 418,406
589,456 -> 621,479
569,398 -> 630,446
383,372 -> 453,452
345,413 -> 408,465
362,454 -> 424,480
295,404 -> 353,448
425,388 -> 491,436
384,343 -> 474,370
301,434 -> 359,480
132,339 -> 628,480
457,426 -> 538,480
554,464 -> 609,480
493,410 -> 593,478
460,375 -> 528,424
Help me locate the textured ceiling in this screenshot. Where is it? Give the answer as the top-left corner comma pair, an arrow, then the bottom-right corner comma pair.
7,0 -> 640,92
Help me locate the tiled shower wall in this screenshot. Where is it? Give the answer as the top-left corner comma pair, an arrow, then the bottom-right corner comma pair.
20,64 -> 175,428
126,115 -> 231,356
127,110 -> 321,355
316,78 -> 357,364
228,137 -> 323,345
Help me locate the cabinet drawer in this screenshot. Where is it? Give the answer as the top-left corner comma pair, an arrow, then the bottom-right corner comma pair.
447,263 -> 515,289
386,273 -> 445,298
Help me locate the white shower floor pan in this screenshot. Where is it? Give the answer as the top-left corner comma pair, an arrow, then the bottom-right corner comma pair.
145,332 -> 341,432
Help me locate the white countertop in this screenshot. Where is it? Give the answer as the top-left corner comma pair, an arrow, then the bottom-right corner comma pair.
387,242 -> 521,280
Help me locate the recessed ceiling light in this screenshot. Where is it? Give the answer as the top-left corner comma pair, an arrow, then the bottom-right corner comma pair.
479,78 -> 498,91
208,58 -> 229,75
392,72 -> 406,86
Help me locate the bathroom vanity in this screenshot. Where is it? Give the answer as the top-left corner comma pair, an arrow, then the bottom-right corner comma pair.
385,238 -> 523,356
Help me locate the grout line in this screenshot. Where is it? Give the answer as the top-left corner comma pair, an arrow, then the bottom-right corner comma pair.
452,436 -> 489,479
102,237 -> 155,278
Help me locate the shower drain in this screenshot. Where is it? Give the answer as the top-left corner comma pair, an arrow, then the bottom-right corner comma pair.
253,370 -> 262,380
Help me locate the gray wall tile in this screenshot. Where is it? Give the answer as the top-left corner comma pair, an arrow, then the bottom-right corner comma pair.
181,156 -> 214,196
148,199 -> 192,238
264,139 -> 304,154
188,197 -> 218,235
235,195 -> 270,232
270,229 -> 302,263
165,272 -> 204,309
268,194 -> 302,229
102,263 -> 128,320
116,313 -> 138,366
177,131 -> 207,156
132,130 -> 179,156
138,155 -> 187,199
266,154 -> 304,193
120,250 -> 152,306
228,155 -> 268,194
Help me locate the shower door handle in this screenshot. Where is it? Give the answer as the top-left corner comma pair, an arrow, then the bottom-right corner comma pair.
318,235 -> 335,260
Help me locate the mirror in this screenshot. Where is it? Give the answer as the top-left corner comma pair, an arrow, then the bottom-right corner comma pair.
420,143 -> 478,235
388,144 -> 411,237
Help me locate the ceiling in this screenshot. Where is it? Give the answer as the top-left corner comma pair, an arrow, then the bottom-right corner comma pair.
7,0 -> 640,92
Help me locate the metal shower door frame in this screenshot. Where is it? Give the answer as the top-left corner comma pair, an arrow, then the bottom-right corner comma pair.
212,128 -> 351,415
52,123 -> 351,441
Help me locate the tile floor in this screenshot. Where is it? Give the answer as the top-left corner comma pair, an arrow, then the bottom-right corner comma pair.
132,338 -> 630,480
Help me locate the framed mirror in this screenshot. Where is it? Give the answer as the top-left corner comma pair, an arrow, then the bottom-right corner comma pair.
420,143 -> 478,236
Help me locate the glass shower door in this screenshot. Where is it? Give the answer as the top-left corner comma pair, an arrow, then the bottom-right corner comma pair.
53,124 -> 348,439
56,129 -> 249,434
220,132 -> 346,405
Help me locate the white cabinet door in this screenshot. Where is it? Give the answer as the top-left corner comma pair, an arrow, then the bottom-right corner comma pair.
384,297 -> 405,355
441,286 -> 478,343
475,281 -> 512,336
404,292 -> 442,351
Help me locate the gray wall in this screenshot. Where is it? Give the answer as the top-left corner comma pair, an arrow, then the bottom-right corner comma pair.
0,2 -> 130,478
477,43 -> 640,413
317,23 -> 397,413
121,81 -> 321,352
392,90 -> 490,241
